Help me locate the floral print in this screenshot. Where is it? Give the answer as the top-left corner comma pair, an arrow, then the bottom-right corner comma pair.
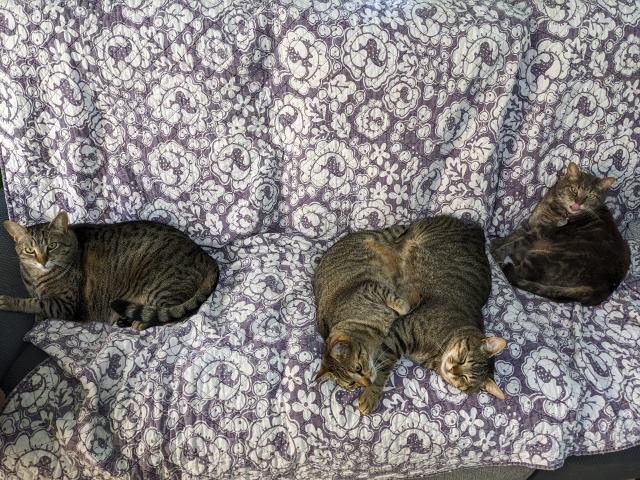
0,0 -> 639,478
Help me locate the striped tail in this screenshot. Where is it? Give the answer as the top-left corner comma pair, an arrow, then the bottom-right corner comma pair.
510,278 -> 602,305
111,264 -> 219,329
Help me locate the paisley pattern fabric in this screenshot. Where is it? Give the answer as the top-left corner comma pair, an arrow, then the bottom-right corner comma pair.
0,0 -> 639,478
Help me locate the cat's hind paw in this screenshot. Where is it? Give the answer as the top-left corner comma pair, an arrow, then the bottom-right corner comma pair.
116,318 -> 132,328
131,320 -> 152,331
501,262 -> 517,282
387,296 -> 410,316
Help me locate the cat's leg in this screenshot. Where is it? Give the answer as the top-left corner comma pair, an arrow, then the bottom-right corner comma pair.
356,282 -> 410,336
490,235 -> 516,263
366,281 -> 411,316
491,227 -> 536,265
358,345 -> 400,415
0,295 -> 75,320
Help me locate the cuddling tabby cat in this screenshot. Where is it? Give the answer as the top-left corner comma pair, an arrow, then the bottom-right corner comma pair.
314,216 -> 506,414
491,162 -> 630,305
1,211 -> 219,330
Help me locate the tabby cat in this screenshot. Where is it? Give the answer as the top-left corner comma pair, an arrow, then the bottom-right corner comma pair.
314,216 -> 506,414
1,211 -> 219,330
491,162 -> 630,305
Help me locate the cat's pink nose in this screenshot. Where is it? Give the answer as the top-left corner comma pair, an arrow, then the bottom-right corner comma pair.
570,202 -> 582,211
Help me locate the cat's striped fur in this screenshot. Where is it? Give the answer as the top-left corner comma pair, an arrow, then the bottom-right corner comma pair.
1,211 -> 218,330
491,162 -> 630,305
314,215 -> 506,414
314,225 -> 411,390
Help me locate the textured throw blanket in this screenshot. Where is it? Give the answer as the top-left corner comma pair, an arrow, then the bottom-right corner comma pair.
1,0 -> 639,478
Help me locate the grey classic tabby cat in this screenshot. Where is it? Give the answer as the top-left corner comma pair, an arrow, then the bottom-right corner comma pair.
491,162 -> 630,305
1,211 -> 219,330
314,215 -> 506,414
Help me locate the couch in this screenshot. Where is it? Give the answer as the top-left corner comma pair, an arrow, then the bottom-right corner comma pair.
0,0 -> 639,478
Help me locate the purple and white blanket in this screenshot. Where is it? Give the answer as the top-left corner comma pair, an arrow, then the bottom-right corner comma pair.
0,0 -> 639,478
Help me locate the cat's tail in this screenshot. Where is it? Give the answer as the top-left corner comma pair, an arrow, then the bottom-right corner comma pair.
111,259 -> 219,329
509,278 -> 605,305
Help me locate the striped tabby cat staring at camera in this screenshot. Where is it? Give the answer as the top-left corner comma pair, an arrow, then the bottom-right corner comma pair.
491,162 -> 630,305
314,216 -> 506,414
1,211 -> 219,330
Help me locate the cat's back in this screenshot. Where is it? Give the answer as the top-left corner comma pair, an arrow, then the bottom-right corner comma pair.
73,220 -> 185,241
315,225 -> 406,279
72,220 -> 211,271
400,215 -> 491,309
74,220 -> 199,249
549,206 -> 630,282
314,225 -> 407,309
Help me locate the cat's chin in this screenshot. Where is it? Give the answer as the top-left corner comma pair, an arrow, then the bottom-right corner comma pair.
31,262 -> 55,273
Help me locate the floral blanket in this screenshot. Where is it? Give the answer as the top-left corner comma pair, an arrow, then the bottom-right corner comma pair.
1,0 -> 639,478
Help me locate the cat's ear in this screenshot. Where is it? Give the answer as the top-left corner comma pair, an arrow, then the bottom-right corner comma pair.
3,220 -> 28,242
481,336 -> 507,357
330,339 -> 351,363
600,177 -> 615,190
314,363 -> 330,383
49,211 -> 69,232
564,162 -> 581,180
484,378 -> 505,400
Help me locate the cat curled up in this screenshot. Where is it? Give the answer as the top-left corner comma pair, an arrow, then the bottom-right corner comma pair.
1,211 -> 219,330
314,215 -> 506,414
491,162 -> 630,305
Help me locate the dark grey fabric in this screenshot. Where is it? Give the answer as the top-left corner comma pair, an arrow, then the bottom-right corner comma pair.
530,446 -> 640,480
0,190 -> 48,391
421,466 -> 534,480
1,344 -> 48,394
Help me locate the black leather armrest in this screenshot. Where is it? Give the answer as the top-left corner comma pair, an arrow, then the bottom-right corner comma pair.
530,446 -> 640,480
0,190 -> 48,392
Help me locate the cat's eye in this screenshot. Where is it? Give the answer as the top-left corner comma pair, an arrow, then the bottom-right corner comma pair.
570,187 -> 578,195
355,366 -> 363,374
49,242 -> 59,250
24,247 -> 35,255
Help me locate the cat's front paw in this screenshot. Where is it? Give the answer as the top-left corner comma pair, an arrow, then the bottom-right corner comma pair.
491,240 -> 510,263
0,295 -> 12,310
358,387 -> 382,415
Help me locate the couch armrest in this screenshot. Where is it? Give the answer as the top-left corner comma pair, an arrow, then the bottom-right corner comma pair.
0,190 -> 48,391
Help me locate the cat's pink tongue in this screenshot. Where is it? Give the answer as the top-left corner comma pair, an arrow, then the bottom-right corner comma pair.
570,202 -> 582,211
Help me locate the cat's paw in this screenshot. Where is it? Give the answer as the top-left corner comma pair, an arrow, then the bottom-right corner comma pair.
490,240 -> 510,262
116,318 -> 131,328
501,262 -> 517,282
131,320 -> 151,331
388,297 -> 410,316
0,295 -> 11,310
358,387 -> 382,415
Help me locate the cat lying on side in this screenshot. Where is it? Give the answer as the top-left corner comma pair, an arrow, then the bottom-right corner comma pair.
1,211 -> 219,330
491,162 -> 630,305
314,215 -> 506,414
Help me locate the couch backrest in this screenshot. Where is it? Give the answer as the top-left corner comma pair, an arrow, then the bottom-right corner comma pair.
0,1 -> 637,246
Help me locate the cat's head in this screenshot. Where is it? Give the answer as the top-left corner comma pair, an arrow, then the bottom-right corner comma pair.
3,211 -> 77,272
315,333 -> 377,390
438,334 -> 507,399
549,162 -> 615,216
